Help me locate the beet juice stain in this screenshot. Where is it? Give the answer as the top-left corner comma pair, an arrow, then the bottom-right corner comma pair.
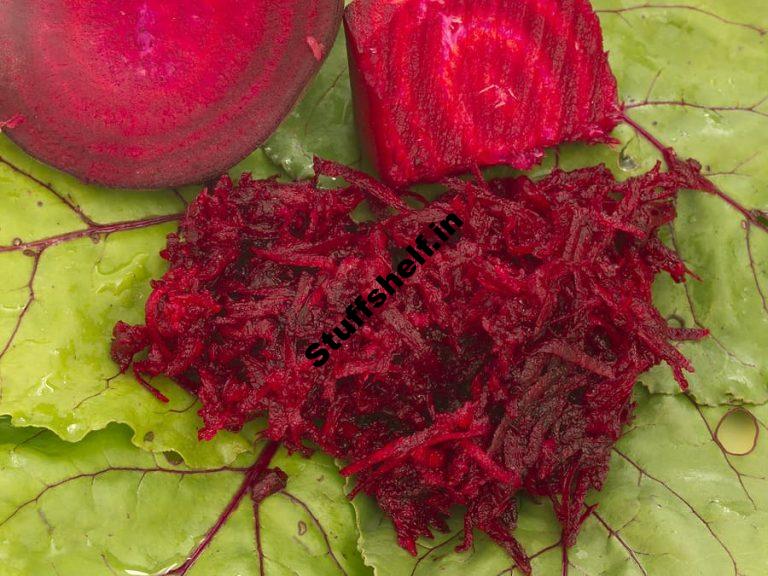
305,213 -> 464,367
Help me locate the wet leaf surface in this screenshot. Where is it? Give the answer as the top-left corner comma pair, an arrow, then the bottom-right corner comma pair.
0,418 -> 368,576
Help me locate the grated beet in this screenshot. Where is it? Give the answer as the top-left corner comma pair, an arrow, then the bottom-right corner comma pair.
343,0 -> 622,187
113,160 -> 707,572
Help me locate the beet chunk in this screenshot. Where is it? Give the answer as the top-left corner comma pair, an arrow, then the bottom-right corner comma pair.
0,1 -> 343,188
113,160 -> 707,571
343,0 -> 622,186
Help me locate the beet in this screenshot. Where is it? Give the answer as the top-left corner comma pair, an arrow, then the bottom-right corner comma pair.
343,0 -> 623,187
0,1 -> 343,188
112,160 -> 707,572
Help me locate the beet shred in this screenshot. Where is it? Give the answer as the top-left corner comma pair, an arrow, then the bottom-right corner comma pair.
113,160 -> 707,573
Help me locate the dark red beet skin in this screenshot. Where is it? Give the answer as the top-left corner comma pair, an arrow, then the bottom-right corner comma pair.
344,0 -> 623,187
0,1 -> 342,188
113,160 -> 707,572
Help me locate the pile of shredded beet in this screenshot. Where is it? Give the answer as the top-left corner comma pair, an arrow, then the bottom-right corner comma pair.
113,160 -> 707,572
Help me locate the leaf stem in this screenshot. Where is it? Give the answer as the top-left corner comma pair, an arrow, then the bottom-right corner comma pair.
621,112 -> 768,235
166,440 -> 281,575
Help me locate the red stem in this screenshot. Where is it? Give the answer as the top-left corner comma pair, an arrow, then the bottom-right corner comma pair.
621,113 -> 768,235
166,441 -> 280,575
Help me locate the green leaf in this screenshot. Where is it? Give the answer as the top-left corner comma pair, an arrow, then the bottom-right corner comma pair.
0,417 -> 369,576
0,138 -> 281,467
354,388 -> 768,576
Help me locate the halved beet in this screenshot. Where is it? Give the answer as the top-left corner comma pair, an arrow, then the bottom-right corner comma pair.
344,0 -> 623,187
0,1 -> 343,188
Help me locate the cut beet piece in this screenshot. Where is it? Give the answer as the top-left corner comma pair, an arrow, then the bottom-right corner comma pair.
344,0 -> 622,187
0,1 -> 343,188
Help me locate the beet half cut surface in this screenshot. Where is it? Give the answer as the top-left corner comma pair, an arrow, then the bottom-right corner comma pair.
113,160 -> 707,572
344,0 -> 623,187
0,0 -> 343,188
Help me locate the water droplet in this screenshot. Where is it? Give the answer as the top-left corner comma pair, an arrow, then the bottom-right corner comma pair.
298,520 -> 308,536
163,450 -> 184,466
102,550 -> 176,576
66,423 -> 83,436
716,408 -> 758,456
618,151 -> 638,172
12,237 -> 22,246
666,314 -> 686,328
35,373 -> 55,396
